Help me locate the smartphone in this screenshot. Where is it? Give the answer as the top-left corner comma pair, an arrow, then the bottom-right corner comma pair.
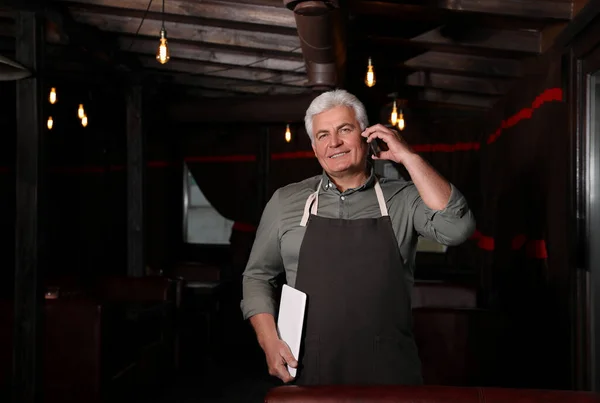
369,139 -> 381,156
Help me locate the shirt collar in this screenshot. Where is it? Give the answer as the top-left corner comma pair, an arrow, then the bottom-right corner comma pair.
320,167 -> 376,193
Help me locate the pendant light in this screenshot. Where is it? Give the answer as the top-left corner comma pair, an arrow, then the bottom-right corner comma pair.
156,0 -> 170,64
49,87 -> 57,104
364,57 -> 375,87
390,100 -> 398,125
78,103 -> 85,119
47,116 -> 53,130
81,114 -> 88,127
398,109 -> 405,131
285,124 -> 292,143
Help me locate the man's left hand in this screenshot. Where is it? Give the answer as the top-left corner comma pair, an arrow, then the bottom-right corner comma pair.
362,124 -> 414,165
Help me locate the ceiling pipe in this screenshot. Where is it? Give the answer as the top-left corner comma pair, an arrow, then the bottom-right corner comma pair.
283,0 -> 346,90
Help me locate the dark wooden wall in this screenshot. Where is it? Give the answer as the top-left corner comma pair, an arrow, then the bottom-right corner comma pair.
0,81 -> 16,297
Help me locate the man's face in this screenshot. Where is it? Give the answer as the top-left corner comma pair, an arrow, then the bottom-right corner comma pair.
311,105 -> 368,178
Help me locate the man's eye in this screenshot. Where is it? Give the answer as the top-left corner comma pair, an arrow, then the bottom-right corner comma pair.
341,127 -> 351,133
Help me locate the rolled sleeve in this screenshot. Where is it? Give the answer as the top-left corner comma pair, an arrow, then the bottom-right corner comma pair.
240,190 -> 285,320
413,184 -> 476,246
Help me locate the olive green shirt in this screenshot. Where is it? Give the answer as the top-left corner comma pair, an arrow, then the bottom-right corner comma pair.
241,170 -> 475,320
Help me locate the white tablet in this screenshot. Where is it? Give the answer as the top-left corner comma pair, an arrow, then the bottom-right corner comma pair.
276,284 -> 307,378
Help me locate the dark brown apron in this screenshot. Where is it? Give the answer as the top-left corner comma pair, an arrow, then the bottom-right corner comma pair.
294,179 -> 422,385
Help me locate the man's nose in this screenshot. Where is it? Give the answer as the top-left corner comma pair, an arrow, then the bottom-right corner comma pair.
329,133 -> 342,147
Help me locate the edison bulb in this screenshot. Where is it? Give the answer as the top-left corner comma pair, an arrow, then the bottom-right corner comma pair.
364,58 -> 375,87
156,28 -> 170,64
398,113 -> 405,131
47,116 -> 53,130
390,101 -> 398,125
49,88 -> 57,104
285,124 -> 292,143
81,115 -> 88,127
78,104 -> 85,119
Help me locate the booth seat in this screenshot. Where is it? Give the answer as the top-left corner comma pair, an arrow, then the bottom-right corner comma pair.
265,385 -> 600,403
0,275 -> 182,403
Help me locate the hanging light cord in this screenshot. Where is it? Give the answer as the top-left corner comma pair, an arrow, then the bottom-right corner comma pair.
127,0 -> 154,51
124,0 -> 305,89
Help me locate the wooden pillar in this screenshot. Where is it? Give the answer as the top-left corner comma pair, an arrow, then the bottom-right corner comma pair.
126,85 -> 145,277
14,10 -> 45,403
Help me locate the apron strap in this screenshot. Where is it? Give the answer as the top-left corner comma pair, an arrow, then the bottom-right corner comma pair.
374,180 -> 388,217
300,179 -> 322,227
299,178 -> 388,226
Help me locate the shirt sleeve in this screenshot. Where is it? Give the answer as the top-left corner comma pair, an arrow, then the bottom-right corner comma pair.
240,189 -> 285,320
410,183 -> 476,246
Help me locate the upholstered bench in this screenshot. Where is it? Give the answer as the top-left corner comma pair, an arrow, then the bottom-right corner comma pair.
265,385 -> 599,403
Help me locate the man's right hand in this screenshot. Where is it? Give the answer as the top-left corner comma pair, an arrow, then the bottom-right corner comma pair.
261,337 -> 297,383
249,313 -> 298,383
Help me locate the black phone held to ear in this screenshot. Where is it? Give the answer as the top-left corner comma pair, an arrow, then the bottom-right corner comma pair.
369,139 -> 381,156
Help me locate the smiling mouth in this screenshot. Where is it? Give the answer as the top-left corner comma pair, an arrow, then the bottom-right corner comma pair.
329,152 -> 349,159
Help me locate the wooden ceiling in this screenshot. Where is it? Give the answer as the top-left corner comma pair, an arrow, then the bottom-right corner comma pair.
0,0 -> 588,117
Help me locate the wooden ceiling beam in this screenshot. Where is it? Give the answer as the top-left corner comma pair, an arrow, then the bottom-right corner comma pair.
370,26 -> 540,58
203,0 -> 283,7
403,51 -> 523,78
138,56 -> 307,87
428,0 -> 572,20
55,0 -> 296,28
137,56 -> 306,78
121,36 -> 306,72
148,71 -> 310,95
412,26 -> 540,54
348,0 -> 571,22
64,2 -> 297,36
418,88 -> 498,108
68,8 -> 301,54
406,71 -> 513,95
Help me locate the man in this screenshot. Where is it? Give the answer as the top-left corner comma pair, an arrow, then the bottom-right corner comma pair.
241,89 -> 475,385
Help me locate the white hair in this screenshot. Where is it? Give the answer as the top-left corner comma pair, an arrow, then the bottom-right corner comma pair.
304,89 -> 369,144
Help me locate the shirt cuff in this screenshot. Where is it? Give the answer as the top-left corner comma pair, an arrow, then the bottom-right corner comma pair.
240,296 -> 277,320
422,184 -> 469,222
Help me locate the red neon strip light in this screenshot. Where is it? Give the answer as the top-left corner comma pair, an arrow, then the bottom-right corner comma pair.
271,151 -> 315,160
148,160 -> 169,168
185,155 -> 256,163
51,166 -> 105,174
412,142 -> 480,153
526,240 -> 548,259
511,234 -> 528,250
487,88 -> 563,144
469,229 -> 482,241
232,222 -> 257,232
477,235 -> 495,251
474,231 -> 547,258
